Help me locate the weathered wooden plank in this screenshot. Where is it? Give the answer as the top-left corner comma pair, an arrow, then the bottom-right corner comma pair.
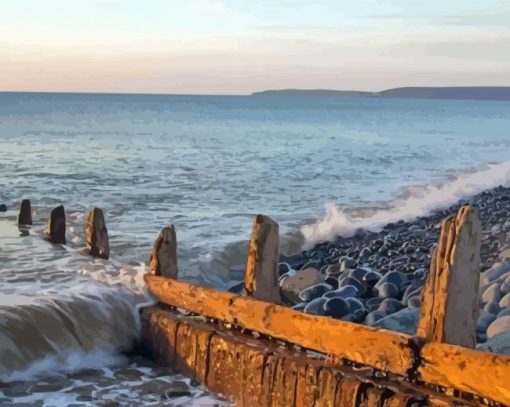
384,392 -> 419,407
261,354 -> 279,406
18,199 -> 32,225
418,342 -> 510,406
335,376 -> 369,407
85,207 -> 109,259
149,225 -> 178,278
44,205 -> 66,244
417,206 -> 481,348
316,368 -> 338,407
242,214 -> 280,303
242,347 -> 266,407
145,275 -> 417,375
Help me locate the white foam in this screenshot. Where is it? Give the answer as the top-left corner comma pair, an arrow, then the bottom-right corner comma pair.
0,348 -> 126,382
302,160 -> 510,244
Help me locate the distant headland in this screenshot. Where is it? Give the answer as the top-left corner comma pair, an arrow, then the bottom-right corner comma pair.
251,87 -> 510,101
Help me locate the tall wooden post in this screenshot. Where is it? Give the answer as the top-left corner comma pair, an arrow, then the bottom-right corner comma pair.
44,205 -> 66,244
150,225 -> 178,279
18,199 -> 32,225
417,206 -> 481,348
242,215 -> 280,303
85,208 -> 110,259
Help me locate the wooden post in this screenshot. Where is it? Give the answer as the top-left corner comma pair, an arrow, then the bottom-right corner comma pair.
417,205 -> 481,348
18,199 -> 32,225
242,214 -> 280,304
85,208 -> 109,259
149,225 -> 178,279
44,205 -> 66,244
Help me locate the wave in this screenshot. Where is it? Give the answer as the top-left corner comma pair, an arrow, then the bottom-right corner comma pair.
301,160 -> 510,245
0,284 -> 144,382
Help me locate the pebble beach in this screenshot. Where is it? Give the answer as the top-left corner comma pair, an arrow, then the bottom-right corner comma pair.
274,185 -> 510,352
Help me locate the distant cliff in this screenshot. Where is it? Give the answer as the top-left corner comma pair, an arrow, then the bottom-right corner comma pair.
251,87 -> 510,101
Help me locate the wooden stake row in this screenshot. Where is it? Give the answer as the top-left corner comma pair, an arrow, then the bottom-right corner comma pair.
144,205 -> 510,405
16,199 -> 109,259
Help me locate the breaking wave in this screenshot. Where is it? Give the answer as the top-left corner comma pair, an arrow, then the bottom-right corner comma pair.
302,160 -> 510,244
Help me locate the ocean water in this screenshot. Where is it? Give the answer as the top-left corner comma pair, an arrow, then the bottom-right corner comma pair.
1,92 -> 510,405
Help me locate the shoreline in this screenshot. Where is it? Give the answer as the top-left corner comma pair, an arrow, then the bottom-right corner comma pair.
275,184 -> 510,349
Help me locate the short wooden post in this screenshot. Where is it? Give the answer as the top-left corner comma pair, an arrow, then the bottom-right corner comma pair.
150,225 -> 178,279
44,205 -> 66,244
85,208 -> 109,259
417,206 -> 481,348
18,199 -> 32,225
242,214 -> 280,303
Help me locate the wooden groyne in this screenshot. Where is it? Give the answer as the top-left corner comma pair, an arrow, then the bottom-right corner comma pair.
12,200 -> 510,405
142,206 -> 510,406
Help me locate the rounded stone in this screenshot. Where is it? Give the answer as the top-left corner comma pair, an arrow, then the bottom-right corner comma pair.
487,315 -> 510,338
481,282 -> 502,306
323,297 -> 350,318
323,285 -> 359,300
338,276 -> 367,297
299,283 -> 333,302
280,268 -> 324,303
499,292 -> 510,309
374,282 -> 399,299
304,297 -> 328,316
365,297 -> 383,311
339,256 -> 357,271
348,267 -> 372,281
378,298 -> 404,314
407,296 -> 421,308
365,310 -> 387,326
325,276 -> 339,290
375,271 -> 408,290
497,307 -> 510,319
477,312 -> 497,334
291,302 -> 307,311
346,297 -> 365,314
278,262 -> 292,276
361,270 -> 382,288
484,301 -> 501,315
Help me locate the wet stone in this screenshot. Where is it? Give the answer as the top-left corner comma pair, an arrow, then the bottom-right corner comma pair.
338,277 -> 367,296
323,285 -> 359,300
299,283 -> 333,302
323,297 -> 350,318
366,297 -> 384,311
365,310 -> 387,326
374,282 -> 399,299
163,381 -> 192,399
291,302 -> 307,311
3,382 -> 33,397
304,297 -> 327,316
407,296 -> 421,308
378,298 -> 404,314
113,368 -> 145,381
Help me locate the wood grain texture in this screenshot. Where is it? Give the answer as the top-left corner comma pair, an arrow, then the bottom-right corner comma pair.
242,215 -> 280,303
145,275 -> 417,375
417,206 -> 481,348
418,342 -> 510,406
85,207 -> 109,259
149,226 -> 178,278
141,306 -> 438,407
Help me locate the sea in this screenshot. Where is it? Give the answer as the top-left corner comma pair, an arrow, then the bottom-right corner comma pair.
1,92 -> 510,406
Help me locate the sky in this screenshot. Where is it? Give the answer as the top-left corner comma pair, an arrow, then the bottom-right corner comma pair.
1,0 -> 510,94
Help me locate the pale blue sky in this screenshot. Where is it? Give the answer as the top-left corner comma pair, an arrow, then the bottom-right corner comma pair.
1,0 -> 509,94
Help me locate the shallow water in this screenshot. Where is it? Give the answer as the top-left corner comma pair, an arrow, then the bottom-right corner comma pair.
1,92 -> 510,405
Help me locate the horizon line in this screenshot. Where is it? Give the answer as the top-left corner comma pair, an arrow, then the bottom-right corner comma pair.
2,85 -> 510,98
